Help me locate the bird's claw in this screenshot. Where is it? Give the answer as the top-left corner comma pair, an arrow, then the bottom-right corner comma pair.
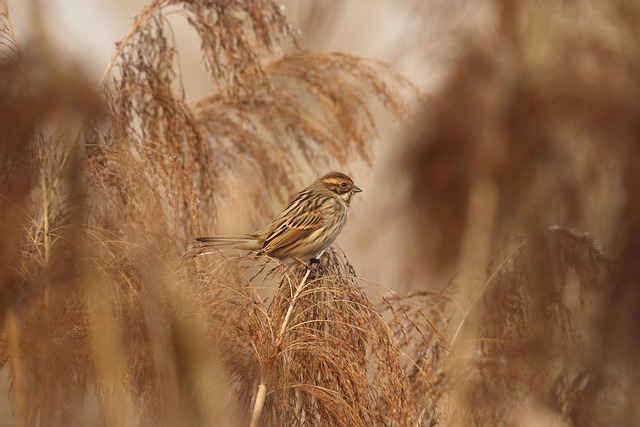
307,257 -> 326,277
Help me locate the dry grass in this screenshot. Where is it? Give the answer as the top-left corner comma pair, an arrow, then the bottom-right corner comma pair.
1,0 -> 640,426
396,0 -> 640,425
187,248 -> 418,426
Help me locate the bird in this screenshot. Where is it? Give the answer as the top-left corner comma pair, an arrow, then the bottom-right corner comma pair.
195,171 -> 362,265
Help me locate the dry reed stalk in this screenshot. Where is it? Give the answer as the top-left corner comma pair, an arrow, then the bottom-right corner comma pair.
249,266 -> 311,427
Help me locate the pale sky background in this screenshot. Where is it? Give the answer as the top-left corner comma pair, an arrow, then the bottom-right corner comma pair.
6,0 -> 487,90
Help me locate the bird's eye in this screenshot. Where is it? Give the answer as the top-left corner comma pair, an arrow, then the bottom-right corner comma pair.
340,182 -> 347,188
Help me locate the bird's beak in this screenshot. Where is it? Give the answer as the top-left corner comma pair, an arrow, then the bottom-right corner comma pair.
353,185 -> 362,193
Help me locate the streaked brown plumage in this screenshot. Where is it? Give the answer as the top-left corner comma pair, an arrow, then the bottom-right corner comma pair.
195,172 -> 362,263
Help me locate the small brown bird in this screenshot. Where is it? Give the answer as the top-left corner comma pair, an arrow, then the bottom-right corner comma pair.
195,172 -> 362,264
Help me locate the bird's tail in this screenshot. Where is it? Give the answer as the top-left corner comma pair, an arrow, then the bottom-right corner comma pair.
195,235 -> 261,251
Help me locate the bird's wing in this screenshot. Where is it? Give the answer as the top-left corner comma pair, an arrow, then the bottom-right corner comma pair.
261,209 -> 325,255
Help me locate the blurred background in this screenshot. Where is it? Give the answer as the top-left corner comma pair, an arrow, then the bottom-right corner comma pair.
3,0 -> 638,425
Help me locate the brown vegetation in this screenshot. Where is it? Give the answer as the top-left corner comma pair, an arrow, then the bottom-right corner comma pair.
1,0 -> 639,426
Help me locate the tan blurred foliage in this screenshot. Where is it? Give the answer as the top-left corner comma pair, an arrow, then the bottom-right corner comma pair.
2,0 -> 640,426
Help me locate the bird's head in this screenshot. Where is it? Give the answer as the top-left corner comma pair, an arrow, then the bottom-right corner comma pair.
319,171 -> 362,204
